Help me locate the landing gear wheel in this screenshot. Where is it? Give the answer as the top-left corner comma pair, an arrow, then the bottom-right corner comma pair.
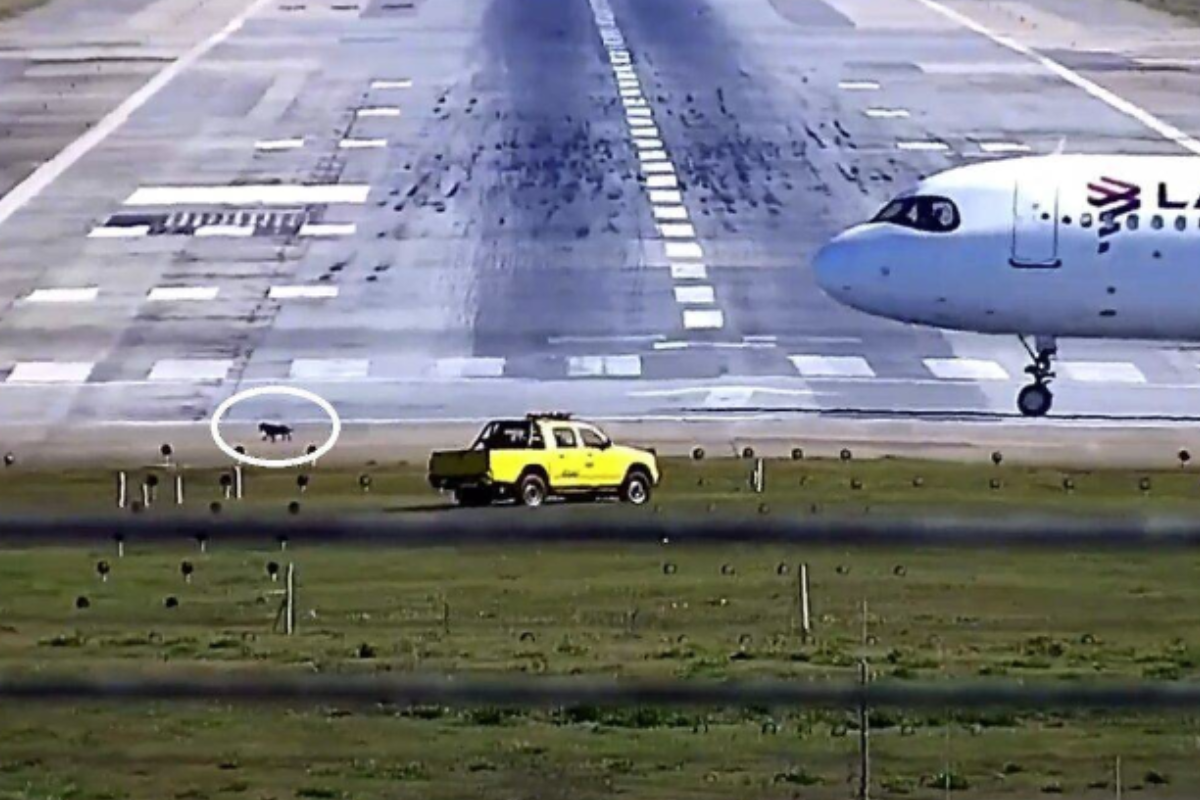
620,472 -> 652,506
518,473 -> 548,508
1017,383 -> 1053,417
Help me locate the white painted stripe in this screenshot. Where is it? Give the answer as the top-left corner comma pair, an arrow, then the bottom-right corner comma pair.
613,66 -> 636,77
147,286 -> 220,301
8,361 -> 94,384
88,225 -> 149,239
665,241 -> 703,260
626,107 -> 653,118
674,285 -> 714,304
568,355 -> 642,378
620,89 -> 643,99
434,357 -> 506,379
339,138 -> 387,149
653,205 -> 689,221
645,174 -> 678,189
268,285 -> 339,299
649,189 -> 683,204
290,358 -> 370,380
1059,361 -> 1146,384
915,0 -> 1200,155
371,79 -> 413,89
630,127 -> 661,139
979,141 -> 1032,153
628,117 -> 656,129
641,161 -> 675,175
255,138 -> 305,151
195,224 -> 253,238
924,357 -> 1009,381
356,107 -> 401,118
897,140 -> 950,152
683,309 -> 724,330
864,108 -> 909,119
299,223 -> 357,237
788,355 -> 875,378
126,185 -> 370,206
23,287 -> 99,303
622,97 -> 647,108
838,80 -> 880,90
0,0 -> 274,232
639,149 -> 669,162
659,222 -> 695,238
148,358 -> 232,382
670,262 -> 707,280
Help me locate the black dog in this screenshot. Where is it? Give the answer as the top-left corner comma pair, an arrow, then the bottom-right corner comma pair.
259,422 -> 293,443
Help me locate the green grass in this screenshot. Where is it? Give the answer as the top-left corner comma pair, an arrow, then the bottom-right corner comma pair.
2,457 -> 1200,798
0,0 -> 49,20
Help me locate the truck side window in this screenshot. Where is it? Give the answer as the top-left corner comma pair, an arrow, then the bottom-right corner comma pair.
553,427 -> 577,448
580,428 -> 606,448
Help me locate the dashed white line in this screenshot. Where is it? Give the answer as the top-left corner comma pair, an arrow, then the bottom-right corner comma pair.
645,174 -> 678,189
924,357 -> 1009,381
639,149 -> 669,162
1059,361 -> 1146,384
148,359 -> 232,382
979,141 -> 1032,153
683,310 -> 725,330
864,108 -> 910,119
838,80 -> 880,91
299,223 -> 357,237
355,107 -> 401,118
649,189 -> 682,204
897,140 -> 950,152
632,137 -> 662,149
339,138 -> 388,150
268,285 -> 339,299
653,205 -> 689,221
674,285 -> 715,304
789,355 -> 875,378
147,286 -> 220,301
88,225 -> 149,239
255,138 -> 305,151
658,222 -> 695,238
670,262 -> 707,280
665,241 -> 703,259
641,161 -> 675,175
630,127 -> 661,139
126,185 -> 370,206
371,79 -> 413,90
23,287 -> 99,304
290,358 -> 371,380
8,361 -> 94,384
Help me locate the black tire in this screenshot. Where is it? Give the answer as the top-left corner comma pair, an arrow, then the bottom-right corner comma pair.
1017,383 -> 1053,417
454,487 -> 491,507
518,473 -> 548,508
620,470 -> 652,506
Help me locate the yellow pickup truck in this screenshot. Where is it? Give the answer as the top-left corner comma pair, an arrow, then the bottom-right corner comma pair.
427,414 -> 660,507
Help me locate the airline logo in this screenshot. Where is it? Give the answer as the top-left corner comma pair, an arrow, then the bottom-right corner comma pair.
1087,176 -> 1140,253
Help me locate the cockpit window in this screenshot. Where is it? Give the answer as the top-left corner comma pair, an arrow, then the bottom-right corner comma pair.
871,195 -> 961,233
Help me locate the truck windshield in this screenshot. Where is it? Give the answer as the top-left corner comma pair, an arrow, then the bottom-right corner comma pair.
473,421 -> 543,449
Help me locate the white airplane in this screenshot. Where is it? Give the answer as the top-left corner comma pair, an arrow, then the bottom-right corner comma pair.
813,153 -> 1200,417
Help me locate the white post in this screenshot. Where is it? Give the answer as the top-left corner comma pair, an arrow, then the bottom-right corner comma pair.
116,472 -> 127,509
141,483 -> 151,508
234,466 -> 244,500
1115,756 -> 1122,800
285,563 -> 295,636
174,474 -> 185,506
799,563 -> 812,643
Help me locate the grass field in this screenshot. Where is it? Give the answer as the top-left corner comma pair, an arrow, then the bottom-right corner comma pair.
2,457 -> 1200,798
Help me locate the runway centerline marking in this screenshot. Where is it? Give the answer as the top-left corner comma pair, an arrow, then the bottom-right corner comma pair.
268,285 -> 339,299
147,286 -> 220,301
914,0 -> 1200,155
255,138 -> 305,151
0,0 -> 274,231
22,287 -> 99,304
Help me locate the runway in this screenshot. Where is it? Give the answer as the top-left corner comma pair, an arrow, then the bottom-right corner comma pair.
2,0 -> 1200,457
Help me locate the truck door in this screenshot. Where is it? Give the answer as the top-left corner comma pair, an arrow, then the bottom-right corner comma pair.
1011,179 -> 1061,268
548,425 -> 583,488
578,424 -> 620,486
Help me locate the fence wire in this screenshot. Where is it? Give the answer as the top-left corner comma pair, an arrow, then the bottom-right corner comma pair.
2,674 -> 1200,711
2,515 -> 1200,547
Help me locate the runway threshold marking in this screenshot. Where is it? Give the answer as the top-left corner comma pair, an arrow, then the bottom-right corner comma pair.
22,287 -> 99,304
8,361 -> 94,383
125,185 -> 370,206
914,0 -> 1200,156
0,0 -> 274,231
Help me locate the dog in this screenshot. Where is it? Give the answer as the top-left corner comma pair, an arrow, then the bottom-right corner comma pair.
259,422 -> 294,443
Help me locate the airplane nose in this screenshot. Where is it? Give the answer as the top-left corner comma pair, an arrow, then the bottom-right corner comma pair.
812,235 -> 855,302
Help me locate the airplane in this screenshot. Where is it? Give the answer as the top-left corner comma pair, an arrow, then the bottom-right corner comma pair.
812,153 -> 1200,417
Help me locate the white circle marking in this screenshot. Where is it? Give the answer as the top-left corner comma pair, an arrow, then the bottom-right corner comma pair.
209,386 -> 341,469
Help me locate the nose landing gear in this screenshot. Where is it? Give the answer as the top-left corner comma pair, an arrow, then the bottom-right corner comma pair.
1017,336 -> 1057,417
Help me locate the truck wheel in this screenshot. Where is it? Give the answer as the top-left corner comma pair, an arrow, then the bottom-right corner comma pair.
620,471 -> 652,506
518,473 -> 548,508
455,487 -> 491,507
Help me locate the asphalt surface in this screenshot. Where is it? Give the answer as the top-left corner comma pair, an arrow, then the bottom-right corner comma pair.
3,0 -> 1200,464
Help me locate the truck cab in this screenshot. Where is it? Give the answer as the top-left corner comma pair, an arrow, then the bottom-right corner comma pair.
428,413 -> 660,507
